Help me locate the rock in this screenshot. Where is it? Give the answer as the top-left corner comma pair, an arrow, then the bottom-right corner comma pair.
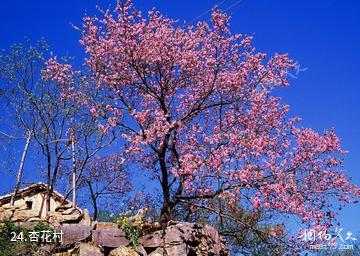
1,205 -> 15,210
148,248 -> 165,256
37,244 -> 56,254
92,221 -> 128,248
195,224 -> 228,256
135,244 -> 148,256
62,207 -> 79,215
91,220 -> 98,230
2,204 -> 28,211
78,243 -> 104,256
47,209 -> 82,226
139,231 -> 164,249
95,221 -> 119,230
142,222 -> 161,234
92,227 -> 129,249
128,208 -> 148,223
27,216 -> 42,222
11,210 -> 33,222
38,244 -> 52,252
55,203 -> 72,212
109,246 -> 139,256
51,253 -> 72,256
60,224 -> 92,245
139,222 -> 229,256
164,224 -> 184,244
0,207 -> 13,222
166,244 -> 188,255
79,209 -> 91,226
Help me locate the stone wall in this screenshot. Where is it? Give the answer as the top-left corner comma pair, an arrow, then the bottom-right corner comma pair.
1,205 -> 229,256
47,221 -> 228,256
139,221 -> 229,256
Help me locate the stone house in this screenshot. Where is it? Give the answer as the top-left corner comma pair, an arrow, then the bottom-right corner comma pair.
0,182 -> 70,219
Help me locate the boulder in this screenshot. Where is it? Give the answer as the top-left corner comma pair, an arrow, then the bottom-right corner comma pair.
165,244 -> 188,255
11,209 -> 34,222
92,225 -> 129,249
0,207 -> 13,222
195,224 -> 228,255
2,204 -> 28,211
95,221 -> 119,229
139,222 -> 229,256
60,224 -> 92,245
142,222 -> 162,234
47,209 -> 82,226
148,248 -> 165,256
79,209 -> 91,226
135,245 -> 148,256
78,243 -> 104,256
51,253 -> 72,256
62,207 -> 80,215
27,216 -> 42,222
37,244 -> 56,254
109,246 -> 140,256
128,208 -> 148,223
138,231 -> 164,249
55,203 -> 72,212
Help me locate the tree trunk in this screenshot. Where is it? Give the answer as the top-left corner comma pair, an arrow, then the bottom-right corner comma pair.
47,159 -> 60,212
159,154 -> 172,224
10,130 -> 32,206
71,134 -> 77,208
87,181 -> 98,220
45,144 -> 51,213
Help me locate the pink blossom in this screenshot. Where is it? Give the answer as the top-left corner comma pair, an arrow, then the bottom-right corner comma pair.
251,195 -> 261,208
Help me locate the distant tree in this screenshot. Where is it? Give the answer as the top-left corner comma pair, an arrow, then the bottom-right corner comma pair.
43,0 -> 360,252
0,39 -> 46,205
59,103 -> 119,209
78,153 -> 132,220
0,39 -> 117,212
17,55 -> 75,212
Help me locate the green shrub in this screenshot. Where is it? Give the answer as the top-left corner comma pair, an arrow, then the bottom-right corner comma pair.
0,221 -> 24,256
117,216 -> 143,248
0,221 -> 53,256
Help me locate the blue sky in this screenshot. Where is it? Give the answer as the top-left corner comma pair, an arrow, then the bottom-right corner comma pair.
1,0 -> 359,241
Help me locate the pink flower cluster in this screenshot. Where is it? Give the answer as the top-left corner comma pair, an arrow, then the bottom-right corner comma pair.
42,58 -> 74,85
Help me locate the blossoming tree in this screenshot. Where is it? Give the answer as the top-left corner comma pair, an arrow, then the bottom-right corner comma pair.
43,0 -> 359,249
